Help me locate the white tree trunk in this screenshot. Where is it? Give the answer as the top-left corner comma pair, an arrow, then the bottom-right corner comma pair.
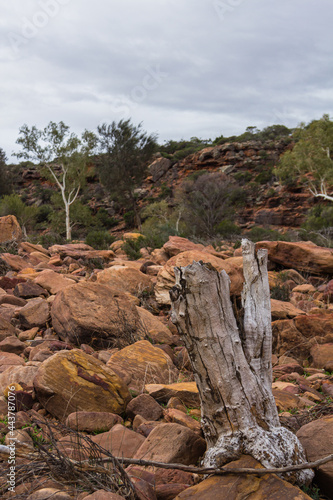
170,239 -> 313,485
65,200 -> 71,241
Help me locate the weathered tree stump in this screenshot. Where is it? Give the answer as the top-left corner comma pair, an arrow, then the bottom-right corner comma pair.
170,239 -> 313,485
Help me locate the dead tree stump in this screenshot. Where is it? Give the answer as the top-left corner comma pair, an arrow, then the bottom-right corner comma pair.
170,239 -> 313,485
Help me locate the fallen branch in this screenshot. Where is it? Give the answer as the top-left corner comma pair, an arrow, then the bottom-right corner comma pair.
1,445 -> 332,476
103,453 -> 333,476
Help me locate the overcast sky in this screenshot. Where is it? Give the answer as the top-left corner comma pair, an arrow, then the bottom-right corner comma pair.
1,0 -> 333,161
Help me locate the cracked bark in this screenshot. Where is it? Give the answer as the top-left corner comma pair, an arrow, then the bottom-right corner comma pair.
170,238 -> 313,485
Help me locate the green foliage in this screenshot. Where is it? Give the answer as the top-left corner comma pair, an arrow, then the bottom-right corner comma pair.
187,169 -> 208,181
0,148 -> 12,196
254,169 -> 274,184
178,172 -> 238,238
122,236 -> 146,260
48,197 -> 94,238
16,121 -> 96,240
34,232 -> 65,248
277,114 -> 333,193
85,230 -> 115,250
233,171 -> 252,184
159,183 -> 173,199
270,281 -> 290,302
244,226 -> 289,243
94,208 -> 118,229
159,137 -> 211,160
123,210 -> 135,227
97,119 -> 157,227
0,193 -> 38,236
36,204 -> 53,224
301,484 -> 321,500
141,200 -> 183,248
299,204 -> 333,247
214,220 -> 241,239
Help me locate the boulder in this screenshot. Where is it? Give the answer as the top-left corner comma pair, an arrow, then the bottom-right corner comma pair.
91,423 -> 146,459
164,408 -> 202,434
145,382 -> 200,407
272,314 -> 333,362
0,365 -> 39,393
272,389 -> 305,412
65,411 -> 123,433
0,351 -> 25,374
0,294 -> 27,306
0,336 -> 26,354
149,156 -> 172,182
310,344 -> 333,371
296,416 -> 333,497
96,266 -> 154,296
174,455 -> 312,499
0,215 -> 22,243
84,492 -> 126,500
0,315 -> 19,341
134,423 -> 206,465
14,281 -> 48,299
163,236 -> 208,257
136,307 -> 173,345
19,242 -> 50,256
33,269 -> 76,295
26,488 -> 72,500
107,340 -> 179,393
256,240 -> 333,274
0,253 -> 33,272
270,299 -> 305,320
125,394 -> 164,421
18,297 -> 50,329
155,251 -> 244,305
33,349 -> 131,420
51,282 -> 143,348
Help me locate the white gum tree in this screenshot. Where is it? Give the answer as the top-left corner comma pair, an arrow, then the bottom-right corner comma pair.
170,239 -> 314,486
16,121 -> 96,241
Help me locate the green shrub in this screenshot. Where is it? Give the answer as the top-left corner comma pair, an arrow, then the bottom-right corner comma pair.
94,208 -> 118,229
244,226 -> 289,242
187,170 -> 208,181
270,283 -> 290,302
299,204 -> 333,247
122,236 -> 146,260
159,183 -> 173,199
36,232 -> 65,248
85,230 -> 115,250
36,204 -> 52,224
254,169 -> 274,184
215,220 -> 241,239
233,171 -> 252,184
123,210 -> 135,227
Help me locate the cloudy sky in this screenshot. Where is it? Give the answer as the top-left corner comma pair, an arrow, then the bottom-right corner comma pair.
1,0 -> 333,161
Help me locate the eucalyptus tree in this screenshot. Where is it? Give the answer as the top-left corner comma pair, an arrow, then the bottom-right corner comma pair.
277,114 -> 333,201
16,121 -> 96,240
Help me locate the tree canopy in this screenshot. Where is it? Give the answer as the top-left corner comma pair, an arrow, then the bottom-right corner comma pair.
97,119 -> 157,227
276,114 -> 333,200
16,121 -> 96,240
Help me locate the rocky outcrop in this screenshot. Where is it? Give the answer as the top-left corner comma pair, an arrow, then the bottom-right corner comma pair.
33,349 -> 131,419
149,156 -> 172,182
256,240 -> 333,274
